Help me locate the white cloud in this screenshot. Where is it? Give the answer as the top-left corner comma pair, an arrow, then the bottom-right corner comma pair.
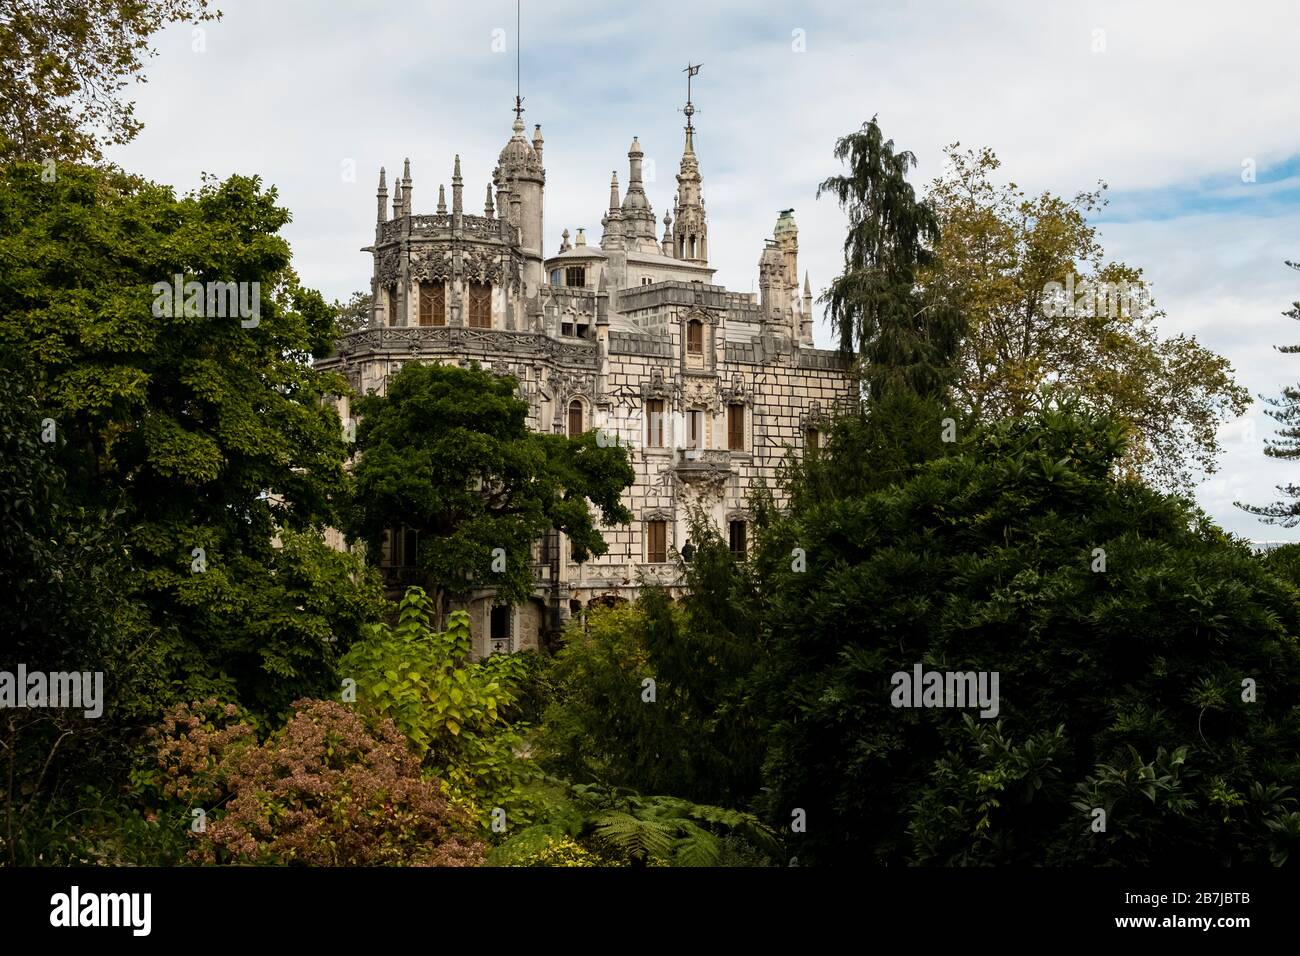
106,0 -> 1300,536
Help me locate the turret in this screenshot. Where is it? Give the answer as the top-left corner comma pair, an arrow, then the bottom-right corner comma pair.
673,80 -> 708,263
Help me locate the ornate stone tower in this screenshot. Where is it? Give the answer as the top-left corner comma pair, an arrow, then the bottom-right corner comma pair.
672,65 -> 708,264
493,99 -> 546,299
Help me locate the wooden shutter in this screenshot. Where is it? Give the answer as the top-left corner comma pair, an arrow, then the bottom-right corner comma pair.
646,399 -> 664,447
647,520 -> 667,563
687,320 -> 703,354
728,404 -> 745,450
568,400 -> 583,438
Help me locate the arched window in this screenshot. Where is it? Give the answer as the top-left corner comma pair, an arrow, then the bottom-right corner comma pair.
686,319 -> 704,354
467,281 -> 492,328
419,282 -> 445,326
567,400 -> 583,438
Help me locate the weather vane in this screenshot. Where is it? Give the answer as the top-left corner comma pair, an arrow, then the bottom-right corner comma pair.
682,62 -> 701,127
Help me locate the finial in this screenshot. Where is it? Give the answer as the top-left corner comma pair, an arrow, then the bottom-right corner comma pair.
485,184 -> 494,217
437,185 -> 447,214
452,154 -> 462,182
804,271 -> 811,294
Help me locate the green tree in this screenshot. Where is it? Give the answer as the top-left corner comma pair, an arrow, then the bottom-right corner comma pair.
0,0 -> 220,162
347,360 -> 634,624
923,145 -> 1250,492
540,508 -> 767,806
340,587 -> 543,829
0,158 -> 383,719
332,290 -> 372,337
1237,259 -> 1300,524
757,398 -> 1300,866
818,116 -> 965,399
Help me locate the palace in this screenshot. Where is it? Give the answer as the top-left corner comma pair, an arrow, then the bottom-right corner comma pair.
318,79 -> 853,656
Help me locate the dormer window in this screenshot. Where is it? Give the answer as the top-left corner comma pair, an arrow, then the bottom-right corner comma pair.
687,319 -> 704,354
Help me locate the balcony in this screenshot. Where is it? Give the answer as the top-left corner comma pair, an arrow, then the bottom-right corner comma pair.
674,448 -> 731,480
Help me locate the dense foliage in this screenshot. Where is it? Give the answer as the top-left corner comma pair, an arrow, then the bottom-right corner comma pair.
347,360 -> 634,623
756,400 -> 1300,866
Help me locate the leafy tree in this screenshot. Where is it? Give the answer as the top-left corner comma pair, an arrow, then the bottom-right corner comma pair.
923,145 -> 1250,492
757,398 -> 1300,866
0,0 -> 220,162
332,290 -> 372,336
347,361 -> 634,624
1237,259 -> 1300,524
540,508 -> 766,806
0,158 -> 383,719
818,116 -> 965,399
340,587 -> 542,828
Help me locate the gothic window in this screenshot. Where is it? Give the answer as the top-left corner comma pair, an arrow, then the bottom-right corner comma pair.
568,400 -> 583,438
728,403 -> 745,451
686,319 -> 704,354
468,281 -> 492,328
646,399 -> 665,448
729,520 -> 747,559
646,520 -> 667,563
565,266 -> 586,288
401,527 -> 418,566
419,282 -> 445,326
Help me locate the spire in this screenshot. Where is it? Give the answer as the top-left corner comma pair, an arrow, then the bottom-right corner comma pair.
532,124 -> 544,163
621,137 -> 657,248
451,154 -> 463,215
608,171 -> 620,213
484,184 -> 494,218
661,212 -> 673,256
804,271 -> 811,295
437,184 -> 447,215
401,157 -> 412,215
674,65 -> 708,264
376,167 -> 388,224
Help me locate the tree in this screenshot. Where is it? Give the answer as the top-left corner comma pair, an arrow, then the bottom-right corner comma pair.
540,508 -> 767,806
340,587 -> 544,829
0,0 -> 220,162
1237,259 -> 1300,524
332,290 -> 372,337
923,144 -> 1250,492
756,398 -> 1300,866
818,116 -> 966,399
347,361 -> 634,624
0,158 -> 384,719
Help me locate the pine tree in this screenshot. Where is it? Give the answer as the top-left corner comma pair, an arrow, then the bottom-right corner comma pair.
1238,260 -> 1300,524
818,116 -> 965,400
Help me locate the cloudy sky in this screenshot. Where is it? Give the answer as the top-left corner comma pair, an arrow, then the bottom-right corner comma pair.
106,0 -> 1300,539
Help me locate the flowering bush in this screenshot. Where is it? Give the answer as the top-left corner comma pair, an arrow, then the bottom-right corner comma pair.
149,697 -> 485,866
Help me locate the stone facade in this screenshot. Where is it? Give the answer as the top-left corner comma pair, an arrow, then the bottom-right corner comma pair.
316,86 -> 854,657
